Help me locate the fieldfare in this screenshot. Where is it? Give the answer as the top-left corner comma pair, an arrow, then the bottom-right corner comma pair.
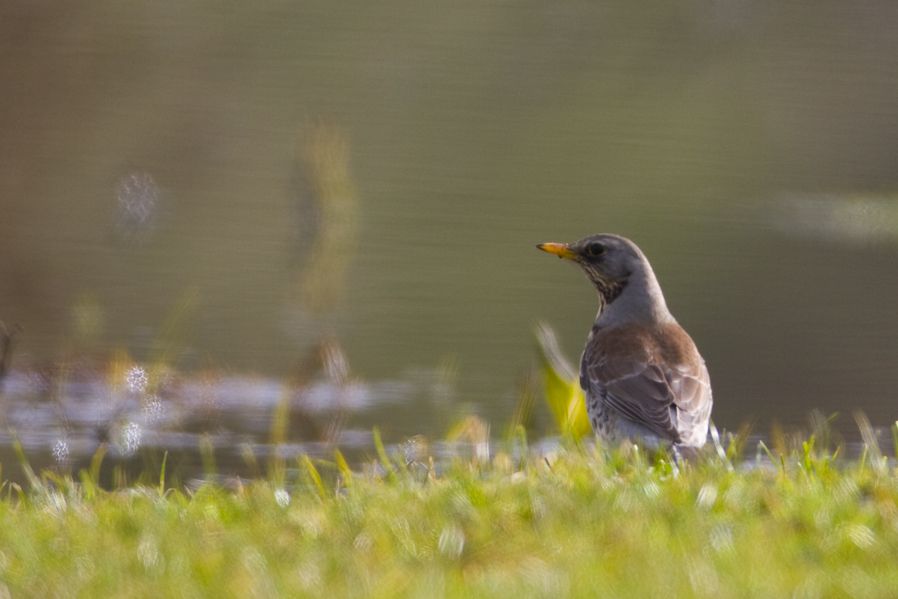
537,234 -> 712,449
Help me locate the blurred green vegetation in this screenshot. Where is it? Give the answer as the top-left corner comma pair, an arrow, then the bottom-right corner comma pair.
1,430 -> 898,597
534,323 -> 590,440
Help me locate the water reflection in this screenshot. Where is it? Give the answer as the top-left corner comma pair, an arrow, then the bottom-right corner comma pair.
0,339 -> 442,479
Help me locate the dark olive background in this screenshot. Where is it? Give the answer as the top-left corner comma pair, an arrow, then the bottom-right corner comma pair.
3,2 -> 898,443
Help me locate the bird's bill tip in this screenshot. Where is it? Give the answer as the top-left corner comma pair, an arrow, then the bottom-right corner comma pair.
536,242 -> 576,260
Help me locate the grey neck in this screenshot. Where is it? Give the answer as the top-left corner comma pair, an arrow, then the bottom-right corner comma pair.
594,266 -> 673,328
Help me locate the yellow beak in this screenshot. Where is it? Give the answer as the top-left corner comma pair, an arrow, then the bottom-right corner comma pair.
537,242 -> 577,260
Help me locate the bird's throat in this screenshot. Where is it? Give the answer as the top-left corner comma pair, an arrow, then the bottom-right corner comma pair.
594,276 -> 628,311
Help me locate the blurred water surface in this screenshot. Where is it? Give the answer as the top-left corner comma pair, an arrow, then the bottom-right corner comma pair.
3,2 -> 898,467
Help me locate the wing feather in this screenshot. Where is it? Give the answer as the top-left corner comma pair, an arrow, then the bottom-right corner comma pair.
581,324 -> 712,445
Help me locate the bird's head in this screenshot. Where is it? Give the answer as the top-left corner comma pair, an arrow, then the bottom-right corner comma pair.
537,234 -> 648,304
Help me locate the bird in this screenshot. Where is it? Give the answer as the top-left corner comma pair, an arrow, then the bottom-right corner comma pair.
537,234 -> 712,449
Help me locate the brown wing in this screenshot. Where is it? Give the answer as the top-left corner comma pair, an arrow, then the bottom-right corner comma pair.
580,324 -> 712,446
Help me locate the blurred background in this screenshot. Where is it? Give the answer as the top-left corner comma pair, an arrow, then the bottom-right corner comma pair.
2,2 -> 898,470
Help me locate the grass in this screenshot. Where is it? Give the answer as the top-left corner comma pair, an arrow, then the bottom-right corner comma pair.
0,434 -> 897,598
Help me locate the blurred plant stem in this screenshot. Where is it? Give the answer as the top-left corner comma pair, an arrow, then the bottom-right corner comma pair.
292,122 -> 358,314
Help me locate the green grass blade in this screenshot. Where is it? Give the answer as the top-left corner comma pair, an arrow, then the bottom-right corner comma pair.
300,454 -> 327,499
372,427 -> 396,480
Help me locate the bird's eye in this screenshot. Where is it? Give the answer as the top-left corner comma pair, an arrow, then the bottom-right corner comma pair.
585,242 -> 606,257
